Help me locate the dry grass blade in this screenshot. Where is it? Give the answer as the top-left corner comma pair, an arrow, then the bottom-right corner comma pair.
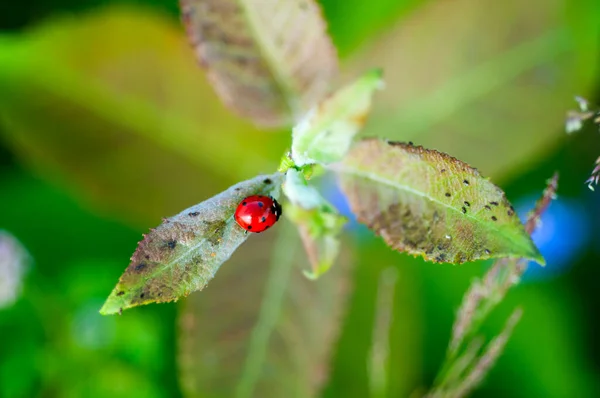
180,0 -> 339,127
449,308 -> 523,398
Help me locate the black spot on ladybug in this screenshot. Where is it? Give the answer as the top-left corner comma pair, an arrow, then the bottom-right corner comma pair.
445,192 -> 451,197
265,225 -> 270,229
490,201 -> 499,206
464,201 -> 470,207
242,201 -> 247,206
485,205 -> 491,210
491,216 -> 497,221
117,291 -> 124,296
134,262 -> 146,272
463,179 -> 470,186
485,249 -> 491,255
258,202 -> 264,208
188,211 -> 200,217
263,178 -> 272,184
462,206 -> 467,214
247,225 -> 252,230
167,240 -> 177,250
261,217 -> 266,222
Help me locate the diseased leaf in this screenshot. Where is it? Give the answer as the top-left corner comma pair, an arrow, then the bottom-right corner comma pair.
180,0 -> 339,127
178,222 -> 351,397
291,69 -> 382,167
100,173 -> 283,315
334,138 -> 543,264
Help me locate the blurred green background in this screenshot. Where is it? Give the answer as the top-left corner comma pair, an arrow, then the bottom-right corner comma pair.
1,0 -> 600,397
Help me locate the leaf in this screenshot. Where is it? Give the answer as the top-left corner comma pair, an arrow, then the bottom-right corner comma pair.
283,169 -> 347,278
333,138 -> 543,264
0,7 -> 288,225
100,173 -> 283,315
291,69 -> 383,167
344,0 -> 600,178
287,204 -> 346,279
180,0 -> 339,127
178,222 -> 351,397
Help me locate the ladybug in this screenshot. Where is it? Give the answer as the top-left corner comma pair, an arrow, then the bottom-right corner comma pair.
234,195 -> 282,233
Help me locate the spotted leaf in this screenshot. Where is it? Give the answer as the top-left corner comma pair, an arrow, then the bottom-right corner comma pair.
333,138 -> 543,264
180,0 -> 339,127
100,173 -> 283,315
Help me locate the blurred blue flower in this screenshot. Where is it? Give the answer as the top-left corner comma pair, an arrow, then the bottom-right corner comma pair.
515,196 -> 591,281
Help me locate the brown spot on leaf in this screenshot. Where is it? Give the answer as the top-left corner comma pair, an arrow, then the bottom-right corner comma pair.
491,216 -> 497,221
117,291 -> 124,296
167,240 -> 177,250
188,211 -> 200,217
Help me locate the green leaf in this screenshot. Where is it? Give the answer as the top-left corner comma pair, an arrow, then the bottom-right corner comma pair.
282,169 -> 347,277
180,0 -> 339,127
178,222 -> 351,397
100,173 -> 283,315
345,0 -> 600,178
291,69 -> 383,167
334,138 -> 543,264
0,7 -> 287,225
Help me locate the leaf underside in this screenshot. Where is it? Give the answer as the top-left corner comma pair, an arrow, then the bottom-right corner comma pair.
100,173 -> 283,315
334,138 -> 543,264
179,0 -> 339,127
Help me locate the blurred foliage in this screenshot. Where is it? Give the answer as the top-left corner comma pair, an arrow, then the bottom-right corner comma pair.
1,0 -> 600,398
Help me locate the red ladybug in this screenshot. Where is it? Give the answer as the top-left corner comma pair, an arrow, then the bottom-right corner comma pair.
234,195 -> 282,233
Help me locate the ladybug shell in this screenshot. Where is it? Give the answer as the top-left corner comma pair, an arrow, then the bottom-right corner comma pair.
234,195 -> 281,233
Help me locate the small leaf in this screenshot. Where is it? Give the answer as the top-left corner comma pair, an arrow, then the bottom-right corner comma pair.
180,0 -> 339,127
287,204 -> 346,279
291,69 -> 383,167
283,169 -> 346,277
100,173 -> 283,315
178,223 -> 351,397
333,138 -> 543,264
